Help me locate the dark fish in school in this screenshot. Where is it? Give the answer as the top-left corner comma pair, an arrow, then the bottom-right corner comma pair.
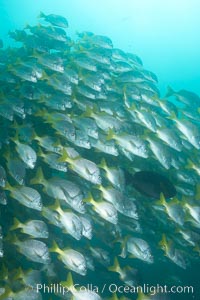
129,171 -> 177,199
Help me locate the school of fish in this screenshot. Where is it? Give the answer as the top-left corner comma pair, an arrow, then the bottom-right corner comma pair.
0,12 -> 200,300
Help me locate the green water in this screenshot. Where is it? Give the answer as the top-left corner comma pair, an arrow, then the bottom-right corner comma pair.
0,1 -> 200,300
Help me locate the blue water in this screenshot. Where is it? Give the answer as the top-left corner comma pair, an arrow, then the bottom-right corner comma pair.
1,0 -> 200,97
0,1 -> 200,300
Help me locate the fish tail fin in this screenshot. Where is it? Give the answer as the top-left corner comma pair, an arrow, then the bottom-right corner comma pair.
109,293 -> 120,300
119,236 -> 128,258
48,199 -> 61,211
1,264 -> 8,280
4,181 -> 12,191
186,159 -> 194,169
137,291 -> 147,300
98,158 -> 107,170
49,240 -> 60,253
13,266 -> 24,280
166,86 -> 175,98
108,257 -> 120,273
84,192 -> 95,206
10,218 -> 21,231
11,130 -> 19,143
142,129 -> 153,140
195,184 -> 200,200
3,147 -> 10,161
7,64 -> 13,72
106,128 -> 115,141
61,272 -> 74,289
11,119 -> 20,130
24,23 -> 31,30
37,95 -> 46,104
167,111 -> 177,121
57,148 -> 70,163
82,106 -> 93,118
180,195 -> 188,207
0,286 -> 11,299
5,232 -> 18,244
0,90 -> 4,98
129,102 -> 137,110
30,167 -> 45,185
193,245 -> 200,254
34,108 -> 46,118
159,234 -> 168,251
31,129 -> 38,141
156,192 -> 166,206
37,146 -> 44,157
40,71 -> 48,81
77,68 -> 85,81
169,197 -> 180,205
15,58 -> 22,65
38,11 -> 45,19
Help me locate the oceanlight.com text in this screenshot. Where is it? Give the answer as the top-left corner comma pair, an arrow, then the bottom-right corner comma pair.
33,282 -> 194,296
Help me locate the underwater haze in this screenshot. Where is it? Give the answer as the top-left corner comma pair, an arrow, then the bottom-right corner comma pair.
1,0 -> 200,96
1,1 -> 200,300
